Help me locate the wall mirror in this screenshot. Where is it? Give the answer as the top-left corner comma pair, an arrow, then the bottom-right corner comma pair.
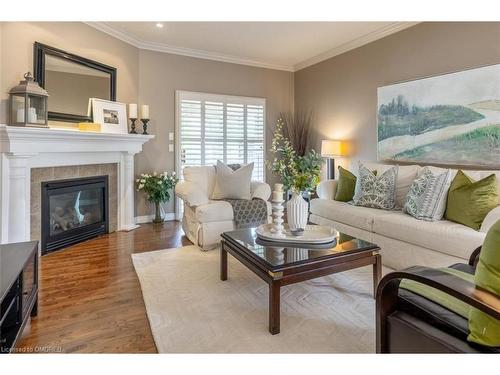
34,42 -> 117,123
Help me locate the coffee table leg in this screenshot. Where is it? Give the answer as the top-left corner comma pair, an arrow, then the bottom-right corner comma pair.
220,243 -> 228,281
373,253 -> 382,298
269,281 -> 280,335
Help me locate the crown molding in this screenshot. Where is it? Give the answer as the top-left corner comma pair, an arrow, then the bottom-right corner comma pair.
86,21 -> 419,73
293,22 -> 420,71
85,22 -> 295,72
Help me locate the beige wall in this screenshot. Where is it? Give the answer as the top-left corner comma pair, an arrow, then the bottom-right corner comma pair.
5,22 -> 496,218
0,22 -> 139,124
0,22 -> 294,218
294,22 -> 500,170
136,50 -> 294,216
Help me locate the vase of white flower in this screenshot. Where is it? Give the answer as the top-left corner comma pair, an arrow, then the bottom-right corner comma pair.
267,118 -> 323,233
137,171 -> 178,224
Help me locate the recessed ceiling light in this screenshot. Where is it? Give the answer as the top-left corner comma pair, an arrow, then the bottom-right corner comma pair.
156,23 -> 164,28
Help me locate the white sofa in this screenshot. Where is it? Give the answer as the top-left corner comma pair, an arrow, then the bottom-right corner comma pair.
309,162 -> 500,270
175,165 -> 272,250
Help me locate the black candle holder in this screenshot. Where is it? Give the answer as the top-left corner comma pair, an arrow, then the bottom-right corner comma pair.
141,119 -> 149,135
129,118 -> 138,134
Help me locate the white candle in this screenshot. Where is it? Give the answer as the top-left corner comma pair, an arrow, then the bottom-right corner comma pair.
141,105 -> 149,119
129,103 -> 137,119
272,183 -> 284,202
16,108 -> 25,123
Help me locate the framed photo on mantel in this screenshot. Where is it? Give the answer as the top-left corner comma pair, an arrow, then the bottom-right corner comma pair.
89,98 -> 128,134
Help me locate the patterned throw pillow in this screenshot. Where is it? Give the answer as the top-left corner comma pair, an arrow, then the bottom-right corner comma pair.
352,163 -> 398,209
403,167 -> 452,221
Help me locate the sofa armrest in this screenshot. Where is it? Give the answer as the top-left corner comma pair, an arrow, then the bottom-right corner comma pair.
251,181 -> 271,201
175,181 -> 209,207
480,205 -> 500,233
316,179 -> 338,200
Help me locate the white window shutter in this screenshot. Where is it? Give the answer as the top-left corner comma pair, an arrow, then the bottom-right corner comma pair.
178,92 -> 265,182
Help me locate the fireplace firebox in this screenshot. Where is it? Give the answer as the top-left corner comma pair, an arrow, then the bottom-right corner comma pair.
41,176 -> 109,255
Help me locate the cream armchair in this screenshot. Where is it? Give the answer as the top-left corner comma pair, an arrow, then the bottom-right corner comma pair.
175,165 -> 271,250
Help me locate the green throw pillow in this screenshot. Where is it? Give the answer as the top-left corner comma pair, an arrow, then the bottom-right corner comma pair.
335,166 -> 357,202
468,219 -> 500,346
445,171 -> 499,230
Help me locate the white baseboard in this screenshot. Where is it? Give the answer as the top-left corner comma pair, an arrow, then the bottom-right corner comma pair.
135,213 -> 177,224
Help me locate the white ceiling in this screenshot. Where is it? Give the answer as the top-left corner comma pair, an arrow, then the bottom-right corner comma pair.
87,22 -> 418,72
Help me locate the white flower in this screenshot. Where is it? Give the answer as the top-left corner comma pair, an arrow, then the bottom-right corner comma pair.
153,171 -> 157,176
136,179 -> 140,183
138,184 -> 144,189
157,181 -> 162,185
172,171 -> 176,176
140,179 -> 146,184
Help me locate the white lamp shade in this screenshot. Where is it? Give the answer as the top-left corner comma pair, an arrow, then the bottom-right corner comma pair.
321,140 -> 346,157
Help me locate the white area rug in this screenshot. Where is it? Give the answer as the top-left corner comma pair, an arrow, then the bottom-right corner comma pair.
132,245 -> 382,353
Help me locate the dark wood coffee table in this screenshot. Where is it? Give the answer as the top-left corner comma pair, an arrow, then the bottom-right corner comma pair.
220,228 -> 381,335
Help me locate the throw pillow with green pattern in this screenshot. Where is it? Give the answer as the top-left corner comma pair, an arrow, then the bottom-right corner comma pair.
468,219 -> 500,347
352,162 -> 397,209
403,167 -> 452,221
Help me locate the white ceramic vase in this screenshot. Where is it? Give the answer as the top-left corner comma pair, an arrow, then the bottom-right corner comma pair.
286,191 -> 308,231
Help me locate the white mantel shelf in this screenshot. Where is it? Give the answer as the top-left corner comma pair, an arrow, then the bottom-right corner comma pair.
0,124 -> 154,245
0,125 -> 154,154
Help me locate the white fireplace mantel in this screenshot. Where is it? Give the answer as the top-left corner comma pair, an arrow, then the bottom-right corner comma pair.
0,125 -> 154,244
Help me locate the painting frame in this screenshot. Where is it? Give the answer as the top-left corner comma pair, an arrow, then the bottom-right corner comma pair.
377,62 -> 500,168
89,98 -> 128,134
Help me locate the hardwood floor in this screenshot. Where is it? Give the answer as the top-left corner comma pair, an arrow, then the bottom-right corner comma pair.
16,221 -> 191,353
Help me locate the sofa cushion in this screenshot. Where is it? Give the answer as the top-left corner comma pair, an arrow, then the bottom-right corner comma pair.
358,162 -> 420,208
195,201 -> 234,223
445,170 -> 499,230
211,161 -> 253,200
373,211 -> 485,259
334,166 -> 357,202
352,163 -> 398,209
183,165 -> 216,197
403,167 -> 453,222
310,198 -> 396,232
468,219 -> 500,347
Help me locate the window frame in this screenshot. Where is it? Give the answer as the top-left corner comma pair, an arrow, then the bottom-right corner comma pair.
174,90 -> 266,219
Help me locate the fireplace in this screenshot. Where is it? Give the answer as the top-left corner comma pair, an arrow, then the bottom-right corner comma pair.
41,175 -> 109,255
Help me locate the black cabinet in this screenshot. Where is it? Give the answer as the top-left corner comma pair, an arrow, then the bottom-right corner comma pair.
0,241 -> 39,354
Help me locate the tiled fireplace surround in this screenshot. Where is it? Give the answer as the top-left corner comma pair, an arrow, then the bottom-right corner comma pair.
0,125 -> 153,247
30,163 -> 119,243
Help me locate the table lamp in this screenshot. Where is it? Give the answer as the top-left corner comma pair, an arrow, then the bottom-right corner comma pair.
321,140 -> 346,180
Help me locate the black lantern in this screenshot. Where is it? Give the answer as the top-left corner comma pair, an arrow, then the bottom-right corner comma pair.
9,72 -> 49,128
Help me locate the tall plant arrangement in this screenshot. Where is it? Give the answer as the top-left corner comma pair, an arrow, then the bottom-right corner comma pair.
267,118 -> 323,194
279,110 -> 314,157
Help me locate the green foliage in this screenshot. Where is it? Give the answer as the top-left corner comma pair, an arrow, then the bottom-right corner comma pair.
395,125 -> 500,160
136,171 -> 178,203
267,118 -> 323,193
378,96 -> 485,141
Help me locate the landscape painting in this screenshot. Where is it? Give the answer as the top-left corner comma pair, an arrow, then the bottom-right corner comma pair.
377,63 -> 500,167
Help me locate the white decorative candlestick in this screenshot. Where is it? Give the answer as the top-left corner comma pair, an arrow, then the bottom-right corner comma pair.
271,183 -> 285,238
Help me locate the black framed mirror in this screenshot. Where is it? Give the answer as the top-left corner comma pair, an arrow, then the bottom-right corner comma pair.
33,42 -> 117,123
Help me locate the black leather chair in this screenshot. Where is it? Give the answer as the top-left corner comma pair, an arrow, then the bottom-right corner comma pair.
376,247 -> 500,353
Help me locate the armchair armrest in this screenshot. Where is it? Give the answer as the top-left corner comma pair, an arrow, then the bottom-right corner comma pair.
251,181 -> 271,201
316,179 -> 338,200
376,266 -> 500,352
175,181 -> 209,207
